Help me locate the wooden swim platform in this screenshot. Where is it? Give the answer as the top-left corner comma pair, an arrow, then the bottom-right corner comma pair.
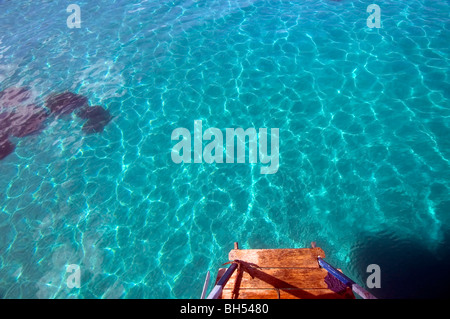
212,242 -> 355,299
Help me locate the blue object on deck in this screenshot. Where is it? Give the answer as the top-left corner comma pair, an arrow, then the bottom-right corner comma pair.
318,257 -> 377,299
206,263 -> 238,299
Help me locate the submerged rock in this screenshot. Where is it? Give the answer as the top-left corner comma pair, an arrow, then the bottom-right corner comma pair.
0,86 -> 37,112
9,105 -> 49,137
0,112 -> 13,136
0,135 -> 15,160
45,92 -> 88,116
77,105 -> 113,134
0,105 -> 49,138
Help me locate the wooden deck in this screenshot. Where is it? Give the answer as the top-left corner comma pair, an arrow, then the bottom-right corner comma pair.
215,243 -> 355,299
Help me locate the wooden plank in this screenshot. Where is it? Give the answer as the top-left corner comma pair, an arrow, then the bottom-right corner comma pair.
221,288 -> 353,299
228,248 -> 325,268
223,268 -> 330,289
222,288 -> 279,299
279,289 -> 354,299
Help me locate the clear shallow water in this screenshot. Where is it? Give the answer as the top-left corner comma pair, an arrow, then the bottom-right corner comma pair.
0,0 -> 449,298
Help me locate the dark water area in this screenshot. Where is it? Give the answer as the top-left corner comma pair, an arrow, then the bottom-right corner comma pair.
351,230 -> 450,299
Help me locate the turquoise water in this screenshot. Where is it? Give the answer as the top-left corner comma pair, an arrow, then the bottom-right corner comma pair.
0,0 -> 449,298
